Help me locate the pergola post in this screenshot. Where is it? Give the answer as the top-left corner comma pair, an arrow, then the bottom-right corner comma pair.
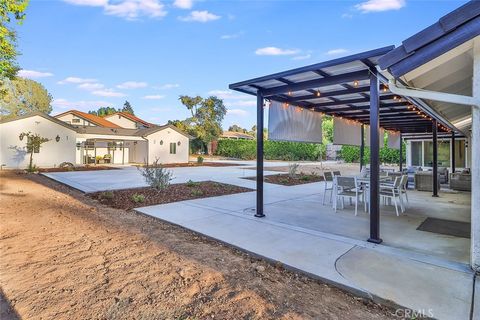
432,120 -> 439,197
122,140 -> 125,165
94,139 -> 97,165
399,132 -> 403,172
255,91 -> 265,218
360,124 -> 365,172
451,132 -> 456,174
368,71 -> 382,244
471,38 -> 480,271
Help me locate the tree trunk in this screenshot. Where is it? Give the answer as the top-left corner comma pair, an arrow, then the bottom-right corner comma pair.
29,151 -> 33,171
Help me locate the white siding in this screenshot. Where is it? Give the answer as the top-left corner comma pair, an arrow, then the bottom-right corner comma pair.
0,116 -> 77,168
146,129 -> 189,164
56,113 -> 96,126
104,114 -> 137,129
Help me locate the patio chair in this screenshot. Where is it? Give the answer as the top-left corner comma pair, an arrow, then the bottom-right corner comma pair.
400,175 -> 409,204
322,172 -> 334,205
379,177 -> 403,216
333,176 -> 365,216
333,171 -> 341,176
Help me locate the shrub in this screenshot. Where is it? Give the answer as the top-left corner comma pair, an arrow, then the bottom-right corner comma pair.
288,163 -> 299,178
197,156 -> 204,164
131,193 -> 145,203
186,179 -> 200,187
191,189 -> 204,197
340,142 -> 406,164
138,159 -> 173,191
300,175 -> 311,181
100,191 -> 114,200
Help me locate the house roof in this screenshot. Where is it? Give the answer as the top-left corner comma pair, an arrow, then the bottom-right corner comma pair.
106,112 -> 155,128
378,0 -> 480,77
221,131 -> 254,140
54,110 -> 122,128
78,123 -> 193,139
136,124 -> 194,139
0,112 -> 79,132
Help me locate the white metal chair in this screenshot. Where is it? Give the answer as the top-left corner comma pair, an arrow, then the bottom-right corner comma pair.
322,171 -> 334,205
379,177 -> 403,216
333,176 -> 365,216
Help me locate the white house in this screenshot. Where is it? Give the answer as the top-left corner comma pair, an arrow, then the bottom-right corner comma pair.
0,111 -> 191,168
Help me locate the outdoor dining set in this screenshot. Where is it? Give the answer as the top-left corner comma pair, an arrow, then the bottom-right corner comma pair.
322,169 -> 409,216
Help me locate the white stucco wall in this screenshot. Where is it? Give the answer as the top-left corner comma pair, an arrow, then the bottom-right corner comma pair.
104,114 -> 137,129
126,141 -> 148,163
0,115 -> 77,168
146,128 -> 189,164
56,113 -> 96,126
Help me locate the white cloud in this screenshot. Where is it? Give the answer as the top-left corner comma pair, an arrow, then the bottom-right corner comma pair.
227,109 -> 248,116
116,81 -> 148,89
292,54 -> 311,61
64,0 -> 106,6
64,0 -> 167,20
58,77 -> 97,84
326,48 -> 349,56
173,0 -> 192,9
355,0 -> 405,13
17,69 -> 53,79
255,47 -> 300,56
341,13 -> 353,18
92,89 -> 126,97
52,98 -> 113,109
143,94 -> 165,99
77,82 -> 105,91
154,83 -> 180,89
208,90 -> 245,100
220,31 -> 243,40
229,100 -> 256,107
179,10 -> 220,22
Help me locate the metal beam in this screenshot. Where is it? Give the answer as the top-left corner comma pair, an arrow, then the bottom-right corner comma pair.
288,86 -> 370,102
432,119 -> 439,197
399,132 -> 403,172
255,92 -> 265,217
261,70 -> 370,97
451,132 -> 456,174
360,124 -> 365,172
368,71 -> 382,244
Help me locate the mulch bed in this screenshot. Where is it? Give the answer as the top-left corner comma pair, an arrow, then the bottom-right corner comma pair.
244,174 -> 324,186
135,162 -> 244,168
39,166 -> 119,173
88,181 -> 253,210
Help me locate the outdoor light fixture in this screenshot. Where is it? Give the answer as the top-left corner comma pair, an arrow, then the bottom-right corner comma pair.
353,80 -> 359,87
160,140 -> 163,145
19,134 -> 23,141
177,141 -> 181,146
55,135 -> 60,142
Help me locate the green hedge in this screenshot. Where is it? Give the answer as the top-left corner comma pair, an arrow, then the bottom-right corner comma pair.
215,139 -> 324,161
340,144 -> 406,164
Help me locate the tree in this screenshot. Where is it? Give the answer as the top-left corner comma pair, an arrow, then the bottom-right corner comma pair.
19,131 -> 49,172
228,124 -> 247,133
121,100 -> 134,115
177,95 -> 227,154
88,106 -> 117,117
0,0 -> 29,80
0,77 -> 52,119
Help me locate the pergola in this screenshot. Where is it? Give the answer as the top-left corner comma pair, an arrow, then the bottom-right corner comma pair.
229,46 -> 460,244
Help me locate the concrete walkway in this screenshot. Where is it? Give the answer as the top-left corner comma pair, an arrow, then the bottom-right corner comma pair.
136,190 -> 476,320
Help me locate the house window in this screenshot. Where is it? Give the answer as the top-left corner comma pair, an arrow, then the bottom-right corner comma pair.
72,118 -> 80,123
169,142 -> 176,154
411,141 -> 422,166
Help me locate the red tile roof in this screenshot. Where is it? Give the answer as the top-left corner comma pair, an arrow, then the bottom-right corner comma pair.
112,112 -> 155,128
54,110 -> 121,128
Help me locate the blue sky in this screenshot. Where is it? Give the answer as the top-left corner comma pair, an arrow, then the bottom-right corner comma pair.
17,0 -> 467,130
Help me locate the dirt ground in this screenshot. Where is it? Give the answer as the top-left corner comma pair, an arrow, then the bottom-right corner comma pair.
0,171 -> 397,319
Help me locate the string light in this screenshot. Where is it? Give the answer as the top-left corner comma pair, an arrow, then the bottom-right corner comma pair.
353,80 -> 359,88
316,90 -> 321,97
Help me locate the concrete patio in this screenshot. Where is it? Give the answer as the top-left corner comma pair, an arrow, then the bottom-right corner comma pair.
43,163 -> 476,319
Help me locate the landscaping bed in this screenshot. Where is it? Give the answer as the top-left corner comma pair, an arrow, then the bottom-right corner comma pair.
245,173 -> 324,186
39,165 -> 119,173
89,181 -> 252,210
161,162 -> 243,168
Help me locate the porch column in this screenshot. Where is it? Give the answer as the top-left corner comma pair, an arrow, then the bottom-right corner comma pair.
122,140 -> 125,165
360,124 -> 365,172
432,120 -> 439,197
255,91 -> 265,218
399,132 -> 403,172
451,132 -> 456,174
368,71 -> 382,244
471,38 -> 480,271
94,139 -> 97,165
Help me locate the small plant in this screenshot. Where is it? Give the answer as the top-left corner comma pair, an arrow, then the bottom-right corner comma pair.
191,189 -> 204,197
300,175 -> 311,181
186,179 -> 200,187
19,132 -> 50,172
138,158 -> 173,191
26,164 -> 39,173
100,191 -> 114,200
288,163 -> 300,178
197,156 -> 204,164
279,178 -> 290,184
131,193 -> 145,203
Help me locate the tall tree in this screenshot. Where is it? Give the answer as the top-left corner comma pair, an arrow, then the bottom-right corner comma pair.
0,77 -> 52,119
88,106 -> 117,117
19,131 -> 49,172
1,0 -> 29,80
121,100 -> 134,115
177,95 -> 227,154
228,124 -> 247,133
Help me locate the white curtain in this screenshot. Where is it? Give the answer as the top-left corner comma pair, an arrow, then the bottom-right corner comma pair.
333,118 -> 362,146
387,131 -> 401,149
365,125 -> 385,147
268,101 -> 323,143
